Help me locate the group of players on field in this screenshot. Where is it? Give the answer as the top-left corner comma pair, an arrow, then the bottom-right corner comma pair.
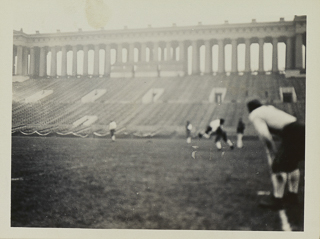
192,99 -> 305,210
110,99 -> 305,210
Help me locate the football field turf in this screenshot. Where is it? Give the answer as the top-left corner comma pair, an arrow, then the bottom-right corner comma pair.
11,136 -> 304,230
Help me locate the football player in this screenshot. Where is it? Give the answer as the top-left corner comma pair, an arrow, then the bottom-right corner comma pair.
247,99 -> 305,209
109,120 -> 117,142
198,118 -> 234,150
186,121 -> 192,144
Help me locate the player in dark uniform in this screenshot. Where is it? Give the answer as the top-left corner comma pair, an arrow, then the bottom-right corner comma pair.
198,118 -> 234,150
247,99 -> 305,209
236,118 -> 245,148
109,120 -> 117,142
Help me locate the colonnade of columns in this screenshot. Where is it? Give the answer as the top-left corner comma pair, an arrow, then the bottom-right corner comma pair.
13,34 -> 306,78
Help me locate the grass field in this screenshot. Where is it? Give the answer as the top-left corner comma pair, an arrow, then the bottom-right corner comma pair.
11,136 -> 304,230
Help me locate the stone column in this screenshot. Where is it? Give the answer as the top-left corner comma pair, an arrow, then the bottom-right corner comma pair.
231,39 -> 238,74
272,38 -> 278,73
126,46 -> 130,62
22,47 -> 29,75
50,46 -> 57,77
12,48 -> 16,75
179,41 -> 186,73
140,43 -> 146,62
192,41 -> 200,75
44,52 -> 47,76
61,46 -> 67,77
33,48 -> 40,77
218,39 -> 225,74
285,37 -> 293,70
39,47 -> 46,77
104,44 -> 111,76
29,47 -> 35,76
148,45 -> 153,61
94,45 -> 100,76
72,46 -> 77,76
117,44 -> 122,63
161,47 -> 165,61
166,41 -> 172,61
179,41 -> 185,62
153,42 -> 159,61
83,45 -> 88,75
16,46 -> 23,75
295,34 -> 303,69
128,43 -> 134,62
258,38 -> 264,74
303,43 -> 306,70
173,46 -> 177,61
244,38 -> 251,73
204,40 -> 212,74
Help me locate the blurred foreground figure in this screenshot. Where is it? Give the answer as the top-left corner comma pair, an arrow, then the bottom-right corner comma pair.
236,118 -> 245,148
186,121 -> 192,144
198,118 -> 234,150
247,99 -> 305,210
109,120 -> 117,142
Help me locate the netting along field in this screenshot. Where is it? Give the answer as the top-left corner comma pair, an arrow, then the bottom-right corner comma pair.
11,136 -> 304,230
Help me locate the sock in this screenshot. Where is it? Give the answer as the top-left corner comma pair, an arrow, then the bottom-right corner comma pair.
216,141 -> 222,149
112,135 -> 115,141
203,133 -> 210,139
237,134 -> 243,148
187,137 -> 191,143
271,172 -> 287,198
287,169 -> 300,193
227,139 -> 233,147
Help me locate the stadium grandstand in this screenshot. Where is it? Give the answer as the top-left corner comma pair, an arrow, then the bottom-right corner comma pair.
12,16 -> 306,138
12,74 -> 306,138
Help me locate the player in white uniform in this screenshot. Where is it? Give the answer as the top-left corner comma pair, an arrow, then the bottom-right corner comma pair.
198,118 -> 234,150
186,121 -> 192,144
247,99 -> 305,209
109,120 -> 117,142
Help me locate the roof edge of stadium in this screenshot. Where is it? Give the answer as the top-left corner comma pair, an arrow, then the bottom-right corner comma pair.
13,16 -> 305,37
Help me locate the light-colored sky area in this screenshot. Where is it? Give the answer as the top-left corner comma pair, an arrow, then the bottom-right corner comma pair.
13,0 -> 301,33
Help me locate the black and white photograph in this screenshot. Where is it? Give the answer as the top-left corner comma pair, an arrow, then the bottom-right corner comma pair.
1,0 -> 319,238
